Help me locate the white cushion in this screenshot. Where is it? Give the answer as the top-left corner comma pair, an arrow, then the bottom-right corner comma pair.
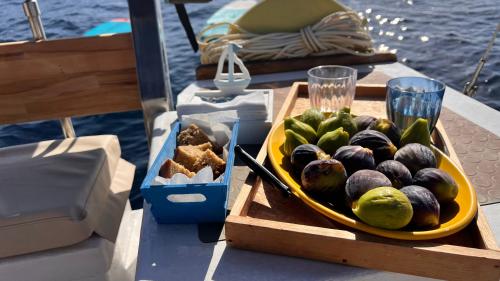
0,135 -> 133,258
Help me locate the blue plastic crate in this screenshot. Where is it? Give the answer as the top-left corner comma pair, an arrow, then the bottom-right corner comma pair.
140,120 -> 239,224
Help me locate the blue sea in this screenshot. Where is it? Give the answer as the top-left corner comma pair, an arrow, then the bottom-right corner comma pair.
1,0 -> 498,208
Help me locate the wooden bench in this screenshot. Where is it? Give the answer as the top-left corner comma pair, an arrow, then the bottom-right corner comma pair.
0,33 -> 141,125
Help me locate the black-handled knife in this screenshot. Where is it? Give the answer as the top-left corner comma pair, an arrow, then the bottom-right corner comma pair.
234,145 -> 292,197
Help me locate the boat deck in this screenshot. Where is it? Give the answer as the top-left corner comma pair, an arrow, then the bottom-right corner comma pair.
134,62 -> 500,281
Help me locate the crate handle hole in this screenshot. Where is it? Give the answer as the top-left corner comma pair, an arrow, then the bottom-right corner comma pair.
167,194 -> 207,203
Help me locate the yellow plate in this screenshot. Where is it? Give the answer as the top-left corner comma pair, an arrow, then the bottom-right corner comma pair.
268,118 -> 478,240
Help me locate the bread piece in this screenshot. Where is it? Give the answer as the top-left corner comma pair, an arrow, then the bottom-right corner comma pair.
177,124 -> 222,153
192,142 -> 213,151
174,142 -> 213,172
177,124 -> 212,146
193,149 -> 226,179
159,159 -> 195,178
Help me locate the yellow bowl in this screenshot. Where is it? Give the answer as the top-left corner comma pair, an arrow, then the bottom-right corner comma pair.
268,118 -> 478,240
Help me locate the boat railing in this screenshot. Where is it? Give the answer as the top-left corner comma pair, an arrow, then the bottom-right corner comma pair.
23,0 -> 76,138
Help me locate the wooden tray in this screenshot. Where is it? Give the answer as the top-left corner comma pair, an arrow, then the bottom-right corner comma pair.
225,82 -> 500,281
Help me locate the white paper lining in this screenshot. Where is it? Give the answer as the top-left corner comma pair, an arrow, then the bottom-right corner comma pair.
153,110 -> 238,186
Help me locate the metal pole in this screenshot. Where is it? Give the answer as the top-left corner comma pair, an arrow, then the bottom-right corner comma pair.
127,0 -> 174,146
463,23 -> 499,97
174,4 -> 199,52
22,0 -> 76,138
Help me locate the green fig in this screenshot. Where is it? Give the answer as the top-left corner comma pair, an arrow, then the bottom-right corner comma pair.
400,118 -> 431,147
353,186 -> 413,230
284,129 -> 308,156
284,117 -> 317,143
300,108 -> 324,131
316,127 -> 350,155
317,111 -> 357,138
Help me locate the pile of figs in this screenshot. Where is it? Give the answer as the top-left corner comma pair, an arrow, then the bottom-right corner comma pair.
283,108 -> 458,230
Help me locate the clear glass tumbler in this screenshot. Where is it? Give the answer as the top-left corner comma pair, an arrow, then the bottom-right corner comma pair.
386,77 -> 445,132
308,66 -> 357,113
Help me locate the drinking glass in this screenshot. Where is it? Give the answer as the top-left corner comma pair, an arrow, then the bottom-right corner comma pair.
386,77 -> 445,132
308,66 -> 357,113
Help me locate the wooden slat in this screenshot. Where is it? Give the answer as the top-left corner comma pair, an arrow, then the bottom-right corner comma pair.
237,82 -> 301,217
196,52 -> 397,80
0,33 -> 141,124
226,216 -> 500,281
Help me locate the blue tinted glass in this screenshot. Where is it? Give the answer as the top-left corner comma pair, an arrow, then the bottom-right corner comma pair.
386,77 -> 445,132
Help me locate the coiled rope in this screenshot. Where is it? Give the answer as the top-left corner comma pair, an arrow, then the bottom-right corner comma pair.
197,11 -> 374,64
